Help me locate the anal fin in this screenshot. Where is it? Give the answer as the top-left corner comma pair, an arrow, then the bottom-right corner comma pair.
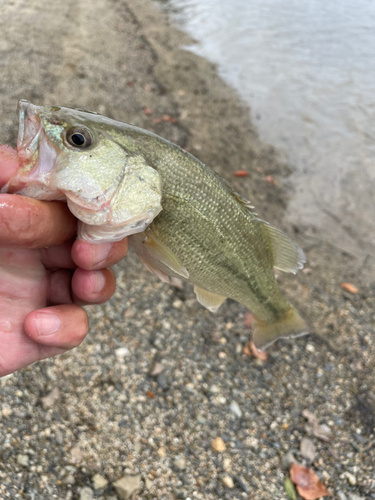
194,285 -> 226,312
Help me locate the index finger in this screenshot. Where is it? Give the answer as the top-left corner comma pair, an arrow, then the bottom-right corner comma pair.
0,194 -> 77,248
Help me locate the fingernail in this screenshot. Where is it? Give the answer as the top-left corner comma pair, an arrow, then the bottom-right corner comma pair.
35,312 -> 61,336
92,243 -> 111,266
92,271 -> 106,293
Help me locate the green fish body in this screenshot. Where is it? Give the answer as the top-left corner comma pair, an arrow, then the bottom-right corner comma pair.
3,100 -> 308,348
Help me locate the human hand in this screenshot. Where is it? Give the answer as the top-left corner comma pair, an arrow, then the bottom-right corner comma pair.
0,146 -> 128,376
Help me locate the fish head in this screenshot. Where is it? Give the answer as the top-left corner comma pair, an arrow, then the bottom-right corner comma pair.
3,100 -> 163,242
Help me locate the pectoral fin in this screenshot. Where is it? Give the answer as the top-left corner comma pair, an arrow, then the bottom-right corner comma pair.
194,285 -> 226,312
144,230 -> 189,279
261,222 -> 306,274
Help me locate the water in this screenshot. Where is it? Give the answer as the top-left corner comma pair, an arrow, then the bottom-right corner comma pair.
167,0 -> 375,260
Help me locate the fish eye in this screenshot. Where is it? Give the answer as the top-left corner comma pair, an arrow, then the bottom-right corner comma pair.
66,127 -> 93,148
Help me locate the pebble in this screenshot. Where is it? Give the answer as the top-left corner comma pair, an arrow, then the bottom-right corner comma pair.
92,473 -> 108,489
300,437 -> 316,462
222,458 -> 231,471
115,347 -> 130,361
229,400 -> 243,418
157,446 -> 167,457
174,456 -> 187,470
344,471 -> 356,485
280,450 -> 297,470
113,475 -> 141,500
211,437 -> 226,452
41,387 -> 60,409
17,454 -> 29,467
233,475 -> 250,493
156,372 -> 169,390
2,406 -> 12,417
222,476 -> 234,488
209,384 -> 220,394
150,361 -> 164,376
337,492 -> 347,500
79,486 -> 94,500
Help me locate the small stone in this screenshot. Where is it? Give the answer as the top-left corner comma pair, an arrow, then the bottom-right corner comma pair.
92,473 -> 108,490
115,347 -> 130,360
211,437 -> 226,452
113,475 -> 141,500
70,446 -> 83,464
348,495 -> 365,500
172,299 -> 182,309
233,475 -> 250,493
150,362 -> 164,376
2,406 -> 12,417
196,414 -> 206,424
144,477 -> 153,490
300,437 -> 316,462
229,401 -> 243,418
157,447 -> 167,457
174,456 -> 186,470
156,372 -> 169,390
65,474 -> 75,485
306,343 -> 315,353
209,384 -> 220,394
41,387 -> 60,409
222,476 -> 234,488
280,450 -> 297,470
133,440 -> 142,454
222,458 -> 231,471
17,454 -> 29,467
79,486 -> 94,500
344,471 -> 356,485
337,491 -> 347,500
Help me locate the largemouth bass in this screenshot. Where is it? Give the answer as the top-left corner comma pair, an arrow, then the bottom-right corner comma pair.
2,100 -> 308,348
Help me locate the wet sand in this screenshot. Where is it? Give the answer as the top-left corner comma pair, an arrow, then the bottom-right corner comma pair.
0,0 -> 374,499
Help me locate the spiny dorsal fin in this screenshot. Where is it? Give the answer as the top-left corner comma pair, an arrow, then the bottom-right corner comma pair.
261,222 -> 306,274
194,285 -> 226,312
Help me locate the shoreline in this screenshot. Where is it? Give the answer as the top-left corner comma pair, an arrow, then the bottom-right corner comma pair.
0,0 -> 373,499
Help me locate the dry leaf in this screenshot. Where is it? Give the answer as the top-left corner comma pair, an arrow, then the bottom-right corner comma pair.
233,170 -> 249,177
290,463 -> 331,499
243,341 -> 268,361
341,282 -> 359,294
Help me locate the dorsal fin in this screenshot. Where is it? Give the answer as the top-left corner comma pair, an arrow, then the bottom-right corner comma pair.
261,222 -> 306,274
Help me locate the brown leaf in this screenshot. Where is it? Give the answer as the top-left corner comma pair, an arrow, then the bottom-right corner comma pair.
233,170 -> 249,177
341,282 -> 359,294
243,341 -> 268,361
290,463 -> 331,499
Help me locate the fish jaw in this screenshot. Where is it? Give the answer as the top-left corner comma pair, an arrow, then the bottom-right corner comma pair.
1,100 -> 64,200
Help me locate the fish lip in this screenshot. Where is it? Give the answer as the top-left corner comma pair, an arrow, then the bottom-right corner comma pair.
17,99 -> 43,161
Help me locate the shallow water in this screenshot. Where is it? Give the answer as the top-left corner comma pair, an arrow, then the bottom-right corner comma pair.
167,0 -> 375,261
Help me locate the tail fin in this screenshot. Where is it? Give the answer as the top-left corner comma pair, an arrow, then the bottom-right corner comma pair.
252,307 -> 308,350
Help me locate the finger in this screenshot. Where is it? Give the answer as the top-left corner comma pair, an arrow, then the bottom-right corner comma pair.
71,268 -> 116,305
0,145 -> 20,187
0,195 -> 76,248
24,304 -> 89,349
72,238 -> 128,270
41,240 -> 76,269
48,269 -> 74,305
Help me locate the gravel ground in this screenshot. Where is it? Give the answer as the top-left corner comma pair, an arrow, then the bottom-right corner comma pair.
0,1 -> 374,499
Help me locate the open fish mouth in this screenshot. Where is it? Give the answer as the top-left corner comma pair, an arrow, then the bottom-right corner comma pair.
17,99 -> 43,163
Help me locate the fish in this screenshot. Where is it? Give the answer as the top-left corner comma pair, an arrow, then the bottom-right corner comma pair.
2,99 -> 308,349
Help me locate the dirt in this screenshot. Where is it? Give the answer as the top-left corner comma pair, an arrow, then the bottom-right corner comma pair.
0,0 -> 374,499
